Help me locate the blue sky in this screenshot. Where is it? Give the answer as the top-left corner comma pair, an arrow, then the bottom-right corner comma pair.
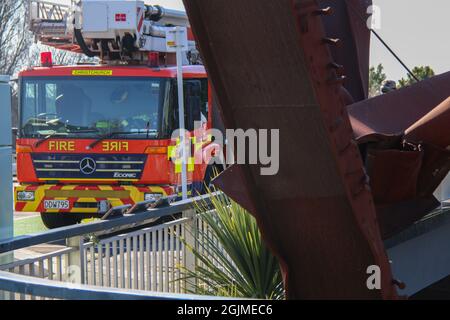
371,0 -> 450,81
157,0 -> 450,81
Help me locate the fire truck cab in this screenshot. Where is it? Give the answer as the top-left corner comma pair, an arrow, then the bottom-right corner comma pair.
15,63 -> 222,228
16,0 -> 225,228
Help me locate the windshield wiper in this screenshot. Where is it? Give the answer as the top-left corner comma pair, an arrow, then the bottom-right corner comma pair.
34,129 -> 100,148
34,132 -> 67,147
88,131 -> 151,150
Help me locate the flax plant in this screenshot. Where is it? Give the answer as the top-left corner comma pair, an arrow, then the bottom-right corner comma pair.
178,188 -> 284,299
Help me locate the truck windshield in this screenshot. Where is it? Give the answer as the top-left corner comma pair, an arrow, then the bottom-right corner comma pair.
20,77 -> 170,139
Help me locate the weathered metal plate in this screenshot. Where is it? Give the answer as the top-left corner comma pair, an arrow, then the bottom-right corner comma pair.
348,71 -> 450,141
184,0 -> 397,299
348,72 -> 450,237
320,0 -> 372,102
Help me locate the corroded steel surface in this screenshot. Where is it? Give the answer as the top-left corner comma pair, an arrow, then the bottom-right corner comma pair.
320,0 -> 372,102
185,0 -> 450,298
405,97 -> 450,149
348,72 -> 450,237
349,72 -> 450,141
184,0 -> 397,299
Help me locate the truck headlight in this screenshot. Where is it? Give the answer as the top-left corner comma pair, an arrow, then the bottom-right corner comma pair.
144,193 -> 162,202
17,191 -> 35,201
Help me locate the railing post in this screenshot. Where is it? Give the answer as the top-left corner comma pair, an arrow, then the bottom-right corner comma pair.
65,236 -> 85,284
182,208 -> 197,293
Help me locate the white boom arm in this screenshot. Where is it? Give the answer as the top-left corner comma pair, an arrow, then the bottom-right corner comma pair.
29,0 -> 198,63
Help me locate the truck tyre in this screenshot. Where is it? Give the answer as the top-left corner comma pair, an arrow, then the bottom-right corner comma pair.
40,213 -> 82,229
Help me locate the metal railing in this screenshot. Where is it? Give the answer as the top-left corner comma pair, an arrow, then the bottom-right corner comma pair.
83,218 -> 189,293
0,194 -> 223,300
0,271 -> 222,300
29,0 -> 70,36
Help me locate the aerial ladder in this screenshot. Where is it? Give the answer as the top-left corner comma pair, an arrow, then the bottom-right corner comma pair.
29,0 -> 199,64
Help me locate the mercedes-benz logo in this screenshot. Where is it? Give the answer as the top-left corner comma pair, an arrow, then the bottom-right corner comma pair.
79,157 -> 96,175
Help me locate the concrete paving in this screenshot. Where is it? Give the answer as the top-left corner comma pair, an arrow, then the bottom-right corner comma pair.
14,212 -> 39,221
12,208 -> 57,262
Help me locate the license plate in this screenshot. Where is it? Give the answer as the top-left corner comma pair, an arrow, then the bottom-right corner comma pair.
44,200 -> 70,210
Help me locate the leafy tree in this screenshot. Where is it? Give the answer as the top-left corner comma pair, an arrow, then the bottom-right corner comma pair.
369,64 -> 387,97
0,0 -> 97,129
398,66 -> 435,88
0,0 -> 97,74
28,44 -> 98,68
0,0 -> 31,76
0,1 -> 31,132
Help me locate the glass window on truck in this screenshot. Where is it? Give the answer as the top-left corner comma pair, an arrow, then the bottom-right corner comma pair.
20,77 -> 170,139
20,77 -> 208,140
161,78 -> 209,133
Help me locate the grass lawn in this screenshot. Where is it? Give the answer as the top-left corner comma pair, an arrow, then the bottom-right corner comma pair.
13,216 -> 97,237
14,216 -> 48,237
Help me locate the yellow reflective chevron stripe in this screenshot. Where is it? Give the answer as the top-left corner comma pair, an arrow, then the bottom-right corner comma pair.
98,185 -> 113,191
174,157 -> 195,173
62,185 -> 77,191
193,136 -> 202,152
188,157 -> 195,172
126,186 -> 143,202
170,135 -> 208,173
168,145 -> 176,160
15,184 -> 173,214
22,187 -> 45,212
175,158 -> 182,173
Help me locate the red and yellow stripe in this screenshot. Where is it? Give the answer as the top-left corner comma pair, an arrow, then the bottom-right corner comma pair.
14,184 -> 174,214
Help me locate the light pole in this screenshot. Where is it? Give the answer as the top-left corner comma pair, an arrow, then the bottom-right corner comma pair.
167,27 -> 189,200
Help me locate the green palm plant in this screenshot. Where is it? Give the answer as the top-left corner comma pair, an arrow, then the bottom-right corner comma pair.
178,188 -> 284,299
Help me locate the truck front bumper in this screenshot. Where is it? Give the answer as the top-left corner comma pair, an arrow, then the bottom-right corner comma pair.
14,184 -> 174,214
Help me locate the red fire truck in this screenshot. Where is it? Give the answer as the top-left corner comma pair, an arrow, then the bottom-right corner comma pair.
15,0 -> 223,228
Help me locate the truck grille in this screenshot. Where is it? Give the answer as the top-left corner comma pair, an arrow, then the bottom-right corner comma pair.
31,154 -> 147,180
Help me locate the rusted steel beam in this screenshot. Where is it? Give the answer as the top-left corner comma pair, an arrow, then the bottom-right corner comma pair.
320,0 -> 372,102
404,97 -> 450,149
348,72 -> 450,238
348,71 -> 450,142
184,0 -> 397,299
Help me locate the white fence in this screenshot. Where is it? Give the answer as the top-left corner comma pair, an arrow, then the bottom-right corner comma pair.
83,217 -> 189,293
0,196 -> 225,300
